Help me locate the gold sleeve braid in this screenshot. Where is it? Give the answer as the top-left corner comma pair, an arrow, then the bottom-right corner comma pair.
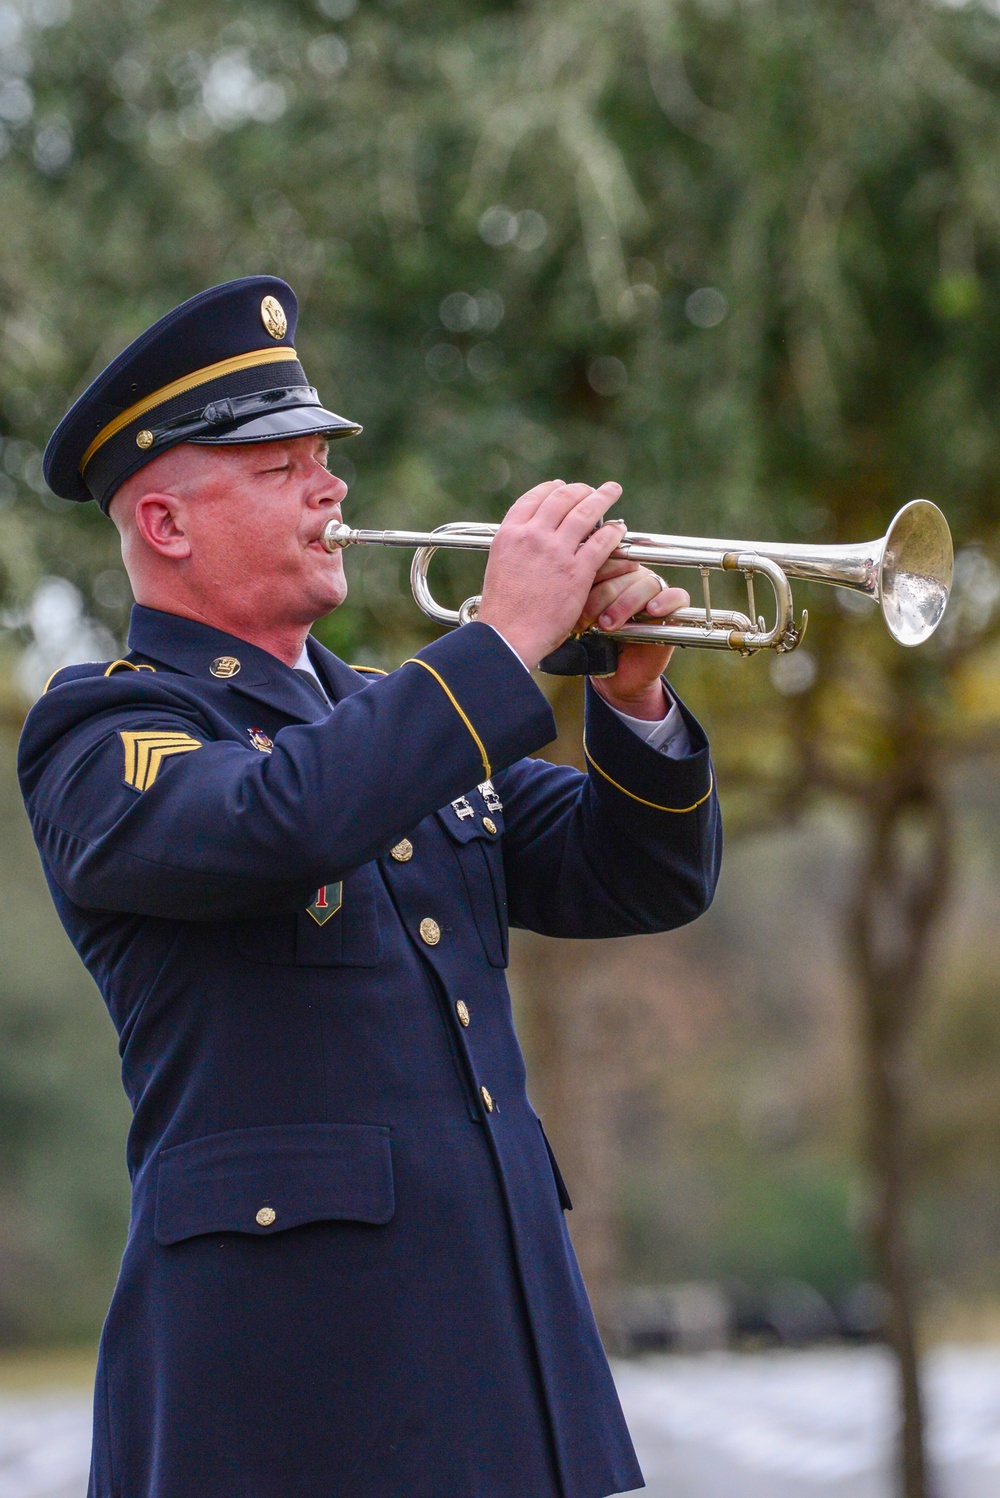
402,658 -> 491,780
583,737 -> 713,813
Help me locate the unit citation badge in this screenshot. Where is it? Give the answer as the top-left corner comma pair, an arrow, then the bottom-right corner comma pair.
306,883 -> 343,925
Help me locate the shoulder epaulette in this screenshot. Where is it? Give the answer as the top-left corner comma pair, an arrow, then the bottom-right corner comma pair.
42,659 -> 157,694
42,662 -> 116,694
104,659 -> 157,678
351,665 -> 388,677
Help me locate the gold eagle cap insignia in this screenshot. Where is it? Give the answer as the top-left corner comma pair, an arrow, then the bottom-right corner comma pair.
260,295 -> 288,340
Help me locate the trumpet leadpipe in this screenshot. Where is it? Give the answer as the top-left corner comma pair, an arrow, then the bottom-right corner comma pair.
323,523 -> 497,553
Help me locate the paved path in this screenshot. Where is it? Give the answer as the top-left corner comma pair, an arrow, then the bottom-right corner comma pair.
615,1347 -> 1000,1497
0,1395 -> 91,1498
0,1347 -> 998,1496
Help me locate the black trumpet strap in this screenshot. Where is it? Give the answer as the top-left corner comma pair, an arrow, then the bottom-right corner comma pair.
537,634 -> 621,677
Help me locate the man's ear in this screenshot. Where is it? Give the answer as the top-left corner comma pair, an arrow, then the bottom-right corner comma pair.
134,492 -> 192,559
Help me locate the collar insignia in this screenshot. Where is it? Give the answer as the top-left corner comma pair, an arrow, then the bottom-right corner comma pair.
210,655 -> 241,679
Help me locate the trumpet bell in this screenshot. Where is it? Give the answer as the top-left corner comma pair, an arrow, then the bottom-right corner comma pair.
878,500 -> 953,647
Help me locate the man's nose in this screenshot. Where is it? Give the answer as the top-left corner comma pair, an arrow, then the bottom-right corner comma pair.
307,475 -> 348,506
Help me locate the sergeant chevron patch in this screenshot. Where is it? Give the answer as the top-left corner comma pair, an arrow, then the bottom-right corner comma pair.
120,730 -> 202,791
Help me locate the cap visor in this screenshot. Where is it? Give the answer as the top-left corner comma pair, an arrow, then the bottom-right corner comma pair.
189,405 -> 361,445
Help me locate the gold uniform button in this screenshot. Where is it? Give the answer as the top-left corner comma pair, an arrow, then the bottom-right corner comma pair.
419,917 -> 441,946
391,839 -> 413,862
456,1000 -> 470,1027
483,817 -> 497,834
480,1085 -> 494,1113
136,428 -> 154,450
255,1206 -> 276,1227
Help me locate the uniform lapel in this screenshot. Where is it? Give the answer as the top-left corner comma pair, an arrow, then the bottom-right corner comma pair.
226,664 -> 330,724
304,637 -> 372,702
127,606 -> 330,724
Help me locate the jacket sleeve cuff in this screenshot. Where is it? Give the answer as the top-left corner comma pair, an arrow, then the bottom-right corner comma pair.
583,678 -> 714,814
406,621 -> 556,777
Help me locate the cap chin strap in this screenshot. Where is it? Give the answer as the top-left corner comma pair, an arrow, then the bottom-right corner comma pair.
137,386 -> 337,452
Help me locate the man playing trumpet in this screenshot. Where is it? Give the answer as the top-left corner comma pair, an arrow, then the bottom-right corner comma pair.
19,276 -> 720,1498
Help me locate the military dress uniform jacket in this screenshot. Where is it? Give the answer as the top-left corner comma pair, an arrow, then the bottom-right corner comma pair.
18,605 -> 721,1498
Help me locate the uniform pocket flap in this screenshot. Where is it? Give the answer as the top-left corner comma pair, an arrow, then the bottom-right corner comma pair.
154,1122 -> 393,1245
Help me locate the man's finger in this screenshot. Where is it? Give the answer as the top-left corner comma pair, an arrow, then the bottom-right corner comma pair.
644,585 -> 690,618
594,572 -> 666,631
527,478 -> 624,538
591,556 -> 640,584
504,479 -> 567,523
580,570 -> 656,628
577,513 -> 628,570
534,480 -> 611,530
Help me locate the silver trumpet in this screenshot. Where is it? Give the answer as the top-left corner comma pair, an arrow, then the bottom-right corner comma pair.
322,499 -> 953,673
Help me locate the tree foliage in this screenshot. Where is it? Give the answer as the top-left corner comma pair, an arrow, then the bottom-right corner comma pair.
2,0 -> 998,654
1,6 -> 1000,1484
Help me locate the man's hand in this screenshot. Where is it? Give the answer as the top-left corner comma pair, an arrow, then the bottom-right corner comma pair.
477,479 -> 690,715
582,557 -> 690,720
477,480 -> 630,670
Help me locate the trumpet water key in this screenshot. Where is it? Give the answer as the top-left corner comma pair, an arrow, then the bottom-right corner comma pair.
322,499 -> 953,676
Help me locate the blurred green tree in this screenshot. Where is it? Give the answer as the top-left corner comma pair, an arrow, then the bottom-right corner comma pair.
3,1 -> 1000,1492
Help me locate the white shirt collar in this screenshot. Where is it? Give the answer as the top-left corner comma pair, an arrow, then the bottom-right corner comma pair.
293,641 -> 320,680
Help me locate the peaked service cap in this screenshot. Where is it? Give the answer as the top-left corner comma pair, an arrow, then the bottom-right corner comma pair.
43,275 -> 361,513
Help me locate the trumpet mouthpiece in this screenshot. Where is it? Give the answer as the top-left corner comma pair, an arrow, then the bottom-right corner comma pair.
321,521 -> 354,551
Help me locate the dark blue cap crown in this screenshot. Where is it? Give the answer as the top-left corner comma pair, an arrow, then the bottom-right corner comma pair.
43,275 -> 361,512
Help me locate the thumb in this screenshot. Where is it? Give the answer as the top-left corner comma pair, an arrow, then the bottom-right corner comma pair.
644,586 -> 690,618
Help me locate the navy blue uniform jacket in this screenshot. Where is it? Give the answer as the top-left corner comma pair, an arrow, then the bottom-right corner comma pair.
18,606 -> 721,1498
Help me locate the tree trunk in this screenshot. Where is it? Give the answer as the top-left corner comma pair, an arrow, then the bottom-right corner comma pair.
861,1017 -> 930,1498
846,761 -> 952,1498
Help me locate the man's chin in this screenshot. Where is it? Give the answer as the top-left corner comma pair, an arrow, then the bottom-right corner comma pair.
306,585 -> 349,622
300,558 -> 348,618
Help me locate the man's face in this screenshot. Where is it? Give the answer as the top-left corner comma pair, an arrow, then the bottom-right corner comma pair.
168,434 -> 350,630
